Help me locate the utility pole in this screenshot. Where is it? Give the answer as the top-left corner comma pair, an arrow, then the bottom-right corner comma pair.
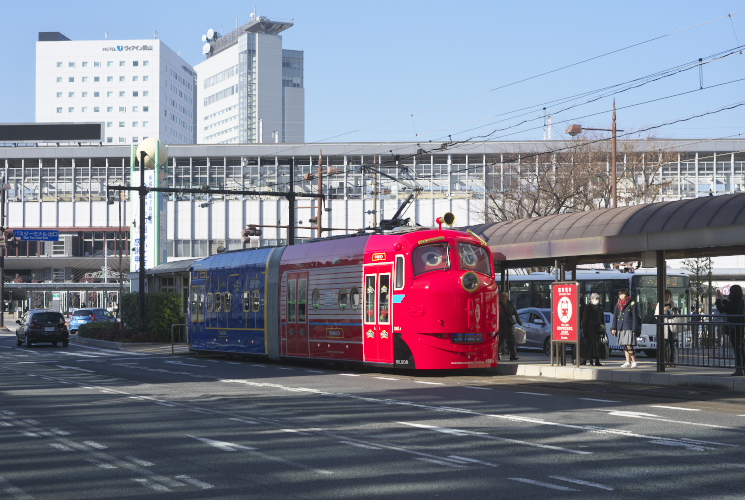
138,150 -> 146,332
0,176 -> 5,327
611,99 -> 618,209
317,152 -> 323,238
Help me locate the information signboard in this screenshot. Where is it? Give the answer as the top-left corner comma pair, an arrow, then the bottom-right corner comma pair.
13,230 -> 59,241
552,281 -> 579,342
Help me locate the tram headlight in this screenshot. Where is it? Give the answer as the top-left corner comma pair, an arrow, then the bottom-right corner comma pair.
461,272 -> 479,292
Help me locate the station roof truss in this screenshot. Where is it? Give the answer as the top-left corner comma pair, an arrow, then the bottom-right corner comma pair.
470,192 -> 745,268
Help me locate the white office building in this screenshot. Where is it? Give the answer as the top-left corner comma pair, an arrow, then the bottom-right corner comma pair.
36,32 -> 196,145
195,14 -> 304,144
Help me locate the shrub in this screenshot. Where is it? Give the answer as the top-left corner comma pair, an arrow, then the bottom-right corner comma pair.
76,320 -> 170,343
121,292 -> 183,342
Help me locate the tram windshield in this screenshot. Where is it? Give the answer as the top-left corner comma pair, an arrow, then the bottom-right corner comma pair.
413,243 -> 450,276
458,243 -> 491,276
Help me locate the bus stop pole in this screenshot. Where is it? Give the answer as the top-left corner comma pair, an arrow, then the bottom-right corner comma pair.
657,250 -> 666,373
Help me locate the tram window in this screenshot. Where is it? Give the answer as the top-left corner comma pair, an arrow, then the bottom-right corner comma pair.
379,275 -> 390,324
458,243 -> 491,276
395,255 -> 405,290
206,293 -> 214,312
224,292 -> 232,312
243,291 -> 250,312
338,288 -> 348,310
350,287 -> 360,311
288,280 -> 296,322
413,243 -> 450,276
365,276 -> 376,323
252,291 -> 261,312
311,288 -> 321,310
298,279 -> 307,322
215,292 -> 222,312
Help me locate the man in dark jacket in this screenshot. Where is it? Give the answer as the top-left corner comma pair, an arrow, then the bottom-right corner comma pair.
499,291 -> 521,361
715,285 -> 745,376
582,293 -> 605,366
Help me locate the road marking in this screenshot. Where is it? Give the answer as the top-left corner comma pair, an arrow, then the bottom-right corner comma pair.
229,417 -> 259,425
226,362 -> 241,365
0,476 -> 34,500
49,443 -> 75,451
508,478 -> 579,491
0,345 -> 12,349
580,398 -> 621,403
0,422 -> 12,427
414,457 -> 466,468
650,405 -> 700,412
85,458 -> 117,469
604,410 -> 733,429
58,351 -> 99,357
156,402 -> 177,407
251,364 -> 266,367
164,361 -> 206,368
277,367 -> 294,370
516,391 -> 551,396
339,373 -> 360,377
400,422 -> 591,455
188,435 -> 257,452
339,440 -> 382,450
83,441 -> 108,449
415,381 -> 445,385
464,386 -> 492,390
306,370 -> 326,373
174,475 -> 214,490
448,455 -> 500,467
133,478 -> 171,493
126,456 -> 155,467
50,428 -> 70,436
550,476 -> 614,490
281,428 -> 312,436
375,376 -> 398,380
649,440 -> 710,451
54,365 -> 95,373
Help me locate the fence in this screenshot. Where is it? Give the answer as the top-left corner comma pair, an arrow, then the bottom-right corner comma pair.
656,314 -> 743,370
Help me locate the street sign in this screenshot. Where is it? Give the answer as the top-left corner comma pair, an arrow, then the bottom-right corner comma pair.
552,282 -> 579,342
13,230 -> 60,241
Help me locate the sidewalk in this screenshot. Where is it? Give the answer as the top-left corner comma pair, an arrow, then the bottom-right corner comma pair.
495,354 -> 745,393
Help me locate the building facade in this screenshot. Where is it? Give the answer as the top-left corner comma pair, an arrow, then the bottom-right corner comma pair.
1,139 -> 745,309
36,32 -> 197,145
195,15 -> 304,144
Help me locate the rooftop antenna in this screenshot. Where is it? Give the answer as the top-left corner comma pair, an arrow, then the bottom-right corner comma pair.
153,31 -> 158,39
105,32 -> 108,40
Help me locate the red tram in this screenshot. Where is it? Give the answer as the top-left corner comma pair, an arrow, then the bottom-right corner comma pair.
189,214 -> 500,369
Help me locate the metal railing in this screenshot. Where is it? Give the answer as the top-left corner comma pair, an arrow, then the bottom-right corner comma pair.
171,323 -> 187,354
655,314 -> 743,370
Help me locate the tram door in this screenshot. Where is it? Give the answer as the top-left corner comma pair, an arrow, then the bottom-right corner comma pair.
284,272 -> 309,357
190,284 -> 205,348
363,264 -> 393,364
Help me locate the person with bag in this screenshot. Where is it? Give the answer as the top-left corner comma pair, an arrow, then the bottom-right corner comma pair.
715,285 -> 745,376
611,288 -> 640,368
581,293 -> 606,366
498,291 -> 522,361
664,307 -> 685,367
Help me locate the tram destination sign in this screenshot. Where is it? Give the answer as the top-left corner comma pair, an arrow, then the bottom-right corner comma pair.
13,230 -> 59,241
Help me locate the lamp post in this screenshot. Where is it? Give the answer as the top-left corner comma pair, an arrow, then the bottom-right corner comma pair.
566,99 -> 623,208
0,177 -> 8,327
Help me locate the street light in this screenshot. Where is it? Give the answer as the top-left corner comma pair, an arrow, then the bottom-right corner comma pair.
566,99 -> 623,208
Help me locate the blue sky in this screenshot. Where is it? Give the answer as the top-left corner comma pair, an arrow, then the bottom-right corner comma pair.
3,0 -> 745,144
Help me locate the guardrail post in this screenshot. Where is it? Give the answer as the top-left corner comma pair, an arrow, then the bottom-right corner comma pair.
171,323 -> 187,354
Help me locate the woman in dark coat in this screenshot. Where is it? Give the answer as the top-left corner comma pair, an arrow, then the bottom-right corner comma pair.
715,284 -> 745,376
611,288 -> 640,368
582,293 -> 605,366
498,291 -> 522,361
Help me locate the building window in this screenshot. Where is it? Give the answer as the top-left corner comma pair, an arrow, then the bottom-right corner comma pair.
106,122 -> 113,127
119,76 -> 125,82
133,76 -> 138,82
143,60 -> 149,66
56,62 -> 62,68
143,106 -> 149,112
119,91 -> 125,97
68,107 -> 74,112
82,76 -> 88,82
107,61 -> 113,67
107,76 -> 113,82
81,107 -> 87,112
82,92 -> 88,97
132,122 -> 138,127
93,91 -> 99,97
56,107 -> 62,113
133,91 -> 138,97
143,75 -> 149,82
133,61 -> 139,66
143,121 -> 149,127
82,62 -> 88,67
119,122 -> 125,127
119,61 -> 125,67
68,77 -> 74,82
119,106 -> 126,112
118,137 -> 126,143
94,61 -> 101,68
94,107 -> 100,112
132,137 -> 138,142
56,77 -> 62,82
68,92 -> 74,97
107,91 -> 113,97
69,62 -> 75,68
143,91 -> 149,97
107,107 -> 113,112
94,76 -> 100,82
56,92 -> 62,98
133,106 -> 139,112
106,137 -> 113,143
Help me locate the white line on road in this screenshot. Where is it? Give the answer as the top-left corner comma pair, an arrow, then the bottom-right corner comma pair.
54,365 -> 95,373
132,478 -> 171,493
0,476 -> 33,500
126,456 -> 155,467
277,367 -> 295,370
649,405 -> 701,411
188,435 -> 257,452
550,475 -> 614,490
339,373 -> 360,377
339,440 -> 382,450
174,475 -> 214,490
85,458 -> 117,469
604,410 -> 735,430
251,364 -> 266,367
508,478 -> 579,491
83,441 -> 108,449
579,398 -> 621,403
306,370 -> 326,373
374,377 -> 399,380
448,455 -> 500,467
414,457 -> 466,468
415,381 -> 445,385
649,440 -> 710,451
516,391 -> 551,396
164,361 -> 206,368
463,386 -> 492,390
49,443 -> 75,451
229,417 -> 259,425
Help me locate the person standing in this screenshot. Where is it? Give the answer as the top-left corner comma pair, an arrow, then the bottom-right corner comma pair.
581,293 -> 605,366
498,291 -> 522,361
611,288 -> 640,368
665,307 -> 685,367
715,285 -> 745,376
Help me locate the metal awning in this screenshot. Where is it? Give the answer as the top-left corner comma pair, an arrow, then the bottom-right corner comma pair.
469,193 -> 745,267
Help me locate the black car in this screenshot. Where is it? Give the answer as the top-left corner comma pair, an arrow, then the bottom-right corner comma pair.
16,309 -> 69,347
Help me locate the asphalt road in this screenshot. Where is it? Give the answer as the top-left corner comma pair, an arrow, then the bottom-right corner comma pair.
1,332 -> 744,499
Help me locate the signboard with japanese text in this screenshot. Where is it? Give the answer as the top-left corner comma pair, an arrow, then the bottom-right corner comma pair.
552,281 -> 579,342
13,230 -> 59,241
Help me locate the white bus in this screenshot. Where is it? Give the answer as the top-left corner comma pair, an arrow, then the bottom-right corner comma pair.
505,269 -> 690,357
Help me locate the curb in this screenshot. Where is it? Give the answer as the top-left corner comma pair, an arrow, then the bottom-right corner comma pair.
497,362 -> 745,393
71,337 -> 123,350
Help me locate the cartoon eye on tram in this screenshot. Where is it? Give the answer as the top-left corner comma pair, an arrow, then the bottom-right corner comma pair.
187,214 -> 500,369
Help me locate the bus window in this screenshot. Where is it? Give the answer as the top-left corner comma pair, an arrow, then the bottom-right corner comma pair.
413,243 -> 450,276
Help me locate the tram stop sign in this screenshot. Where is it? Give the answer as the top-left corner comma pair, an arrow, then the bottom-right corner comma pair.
552,282 -> 579,342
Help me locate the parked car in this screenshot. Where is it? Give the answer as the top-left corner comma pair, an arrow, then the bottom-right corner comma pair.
16,309 -> 69,347
68,308 -> 117,333
517,307 -> 553,355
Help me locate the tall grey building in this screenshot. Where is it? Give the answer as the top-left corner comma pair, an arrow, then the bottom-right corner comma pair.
195,14 -> 304,144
